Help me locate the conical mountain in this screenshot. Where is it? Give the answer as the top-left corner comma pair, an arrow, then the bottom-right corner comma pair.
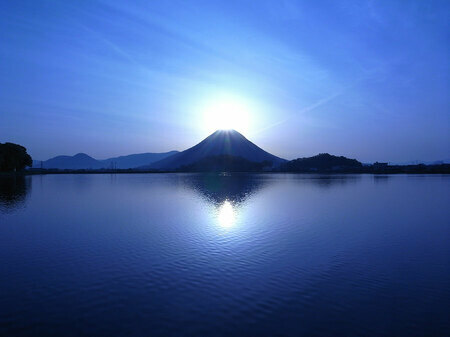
151,129 -> 286,170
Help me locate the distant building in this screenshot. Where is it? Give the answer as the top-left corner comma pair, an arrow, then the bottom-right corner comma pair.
373,162 -> 389,169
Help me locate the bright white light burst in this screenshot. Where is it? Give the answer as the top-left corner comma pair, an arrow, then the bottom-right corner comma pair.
217,200 -> 235,229
202,94 -> 251,134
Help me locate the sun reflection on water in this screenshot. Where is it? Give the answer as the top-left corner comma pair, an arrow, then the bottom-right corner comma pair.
217,200 -> 235,229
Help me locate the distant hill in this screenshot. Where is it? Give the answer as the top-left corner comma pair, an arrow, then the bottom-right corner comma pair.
29,131 -> 449,173
39,153 -> 101,170
35,151 -> 178,170
279,153 -> 363,172
150,130 -> 286,170
100,151 -> 179,169
391,159 -> 450,165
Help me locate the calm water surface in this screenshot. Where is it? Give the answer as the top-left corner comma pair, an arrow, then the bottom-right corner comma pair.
0,173 -> 449,336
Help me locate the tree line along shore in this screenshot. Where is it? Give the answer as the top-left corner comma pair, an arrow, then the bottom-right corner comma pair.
1,142 -> 449,174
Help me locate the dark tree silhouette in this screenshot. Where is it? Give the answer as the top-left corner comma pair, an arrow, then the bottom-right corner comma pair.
279,153 -> 363,172
0,143 -> 32,172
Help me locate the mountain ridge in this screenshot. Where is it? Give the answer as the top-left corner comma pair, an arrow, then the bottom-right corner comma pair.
31,130 -> 449,173
149,129 -> 286,170
34,151 -> 179,170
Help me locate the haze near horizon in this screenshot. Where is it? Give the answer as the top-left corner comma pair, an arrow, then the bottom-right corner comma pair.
1,0 -> 449,163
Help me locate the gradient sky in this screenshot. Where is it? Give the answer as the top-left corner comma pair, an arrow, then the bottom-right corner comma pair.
1,0 -> 449,162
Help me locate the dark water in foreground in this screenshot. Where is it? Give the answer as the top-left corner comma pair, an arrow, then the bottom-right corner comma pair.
0,173 -> 449,336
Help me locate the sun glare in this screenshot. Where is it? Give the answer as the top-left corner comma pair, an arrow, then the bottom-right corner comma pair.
202,95 -> 251,134
217,200 -> 235,229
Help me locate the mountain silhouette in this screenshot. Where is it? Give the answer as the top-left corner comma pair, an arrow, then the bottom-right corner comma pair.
40,153 -> 101,170
36,151 -> 178,170
150,130 -> 286,170
100,151 -> 178,169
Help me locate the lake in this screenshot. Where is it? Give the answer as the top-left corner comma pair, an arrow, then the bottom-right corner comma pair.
0,173 -> 449,336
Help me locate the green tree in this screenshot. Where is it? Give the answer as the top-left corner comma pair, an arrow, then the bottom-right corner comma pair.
0,143 -> 32,172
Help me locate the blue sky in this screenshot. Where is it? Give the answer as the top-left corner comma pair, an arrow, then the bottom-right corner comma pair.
1,0 -> 449,162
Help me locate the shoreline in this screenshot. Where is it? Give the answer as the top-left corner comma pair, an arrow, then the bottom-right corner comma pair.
2,169 -> 450,176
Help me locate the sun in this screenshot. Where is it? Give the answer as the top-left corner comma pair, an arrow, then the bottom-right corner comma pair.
202,94 -> 251,134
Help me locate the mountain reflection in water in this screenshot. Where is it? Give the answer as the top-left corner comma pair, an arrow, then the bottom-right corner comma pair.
1,173 -> 448,337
